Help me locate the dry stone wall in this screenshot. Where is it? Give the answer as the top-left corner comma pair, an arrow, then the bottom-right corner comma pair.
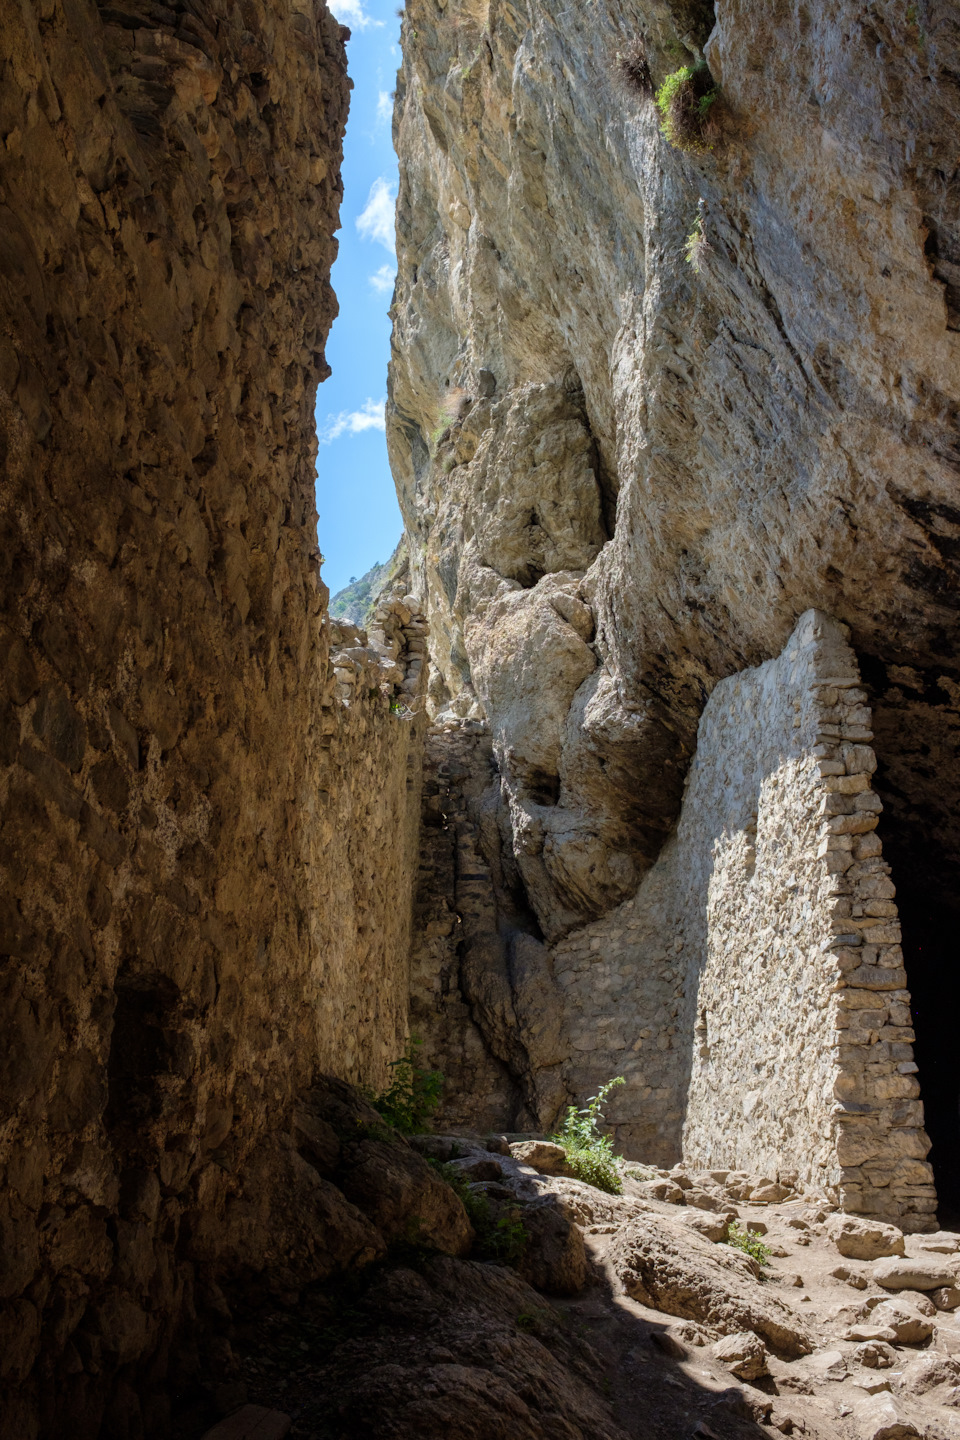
0,2 -> 425,1434
409,613 -> 936,1231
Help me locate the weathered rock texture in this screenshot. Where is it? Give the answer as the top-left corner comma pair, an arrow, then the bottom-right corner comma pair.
390,0 -> 960,1215
0,1 -> 425,1433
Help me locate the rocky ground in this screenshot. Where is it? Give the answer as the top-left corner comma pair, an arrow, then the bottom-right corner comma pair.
187,1103 -> 960,1440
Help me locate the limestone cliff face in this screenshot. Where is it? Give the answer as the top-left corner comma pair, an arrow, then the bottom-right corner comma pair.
390,0 -> 960,1202
0,1 -> 424,1432
390,0 -> 960,938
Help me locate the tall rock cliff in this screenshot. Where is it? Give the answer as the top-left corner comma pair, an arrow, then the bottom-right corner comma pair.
389,0 -> 960,1216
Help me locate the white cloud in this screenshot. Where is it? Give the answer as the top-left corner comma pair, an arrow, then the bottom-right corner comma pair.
319,397 -> 386,443
327,0 -> 383,30
369,264 -> 395,294
376,89 -> 392,125
357,176 -> 396,252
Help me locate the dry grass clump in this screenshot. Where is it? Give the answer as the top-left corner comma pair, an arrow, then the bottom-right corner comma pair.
655,62 -> 719,154
684,201 -> 712,273
613,37 -> 652,98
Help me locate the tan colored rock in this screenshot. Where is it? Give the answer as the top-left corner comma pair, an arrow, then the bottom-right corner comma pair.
846,1302 -> 935,1346
898,1353 -> 960,1396
853,1394 -> 921,1440
827,1215 -> 905,1261
611,1214 -> 812,1357
855,1341 -> 898,1370
872,1257 -> 957,1291
681,1211 -> 732,1244
508,1141 -> 570,1176
932,1286 -> 960,1311
712,1331 -> 769,1380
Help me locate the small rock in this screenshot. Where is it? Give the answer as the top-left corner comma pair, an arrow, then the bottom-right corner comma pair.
712,1331 -> 769,1381
852,1393 -> 921,1440
746,1220 -> 768,1236
872,1257 -> 957,1291
831,1264 -> 869,1290
932,1285 -> 960,1311
913,1232 -> 960,1254
827,1215 -> 906,1262
484,1135 -> 511,1156
786,1274 -> 804,1288
637,1178 -> 686,1204
681,1210 -> 731,1243
806,1349 -> 848,1382
686,1187 -> 724,1213
897,1290 -> 936,1317
752,1183 -> 789,1204
855,1340 -> 897,1369
509,1141 -> 569,1176
854,1376 -> 892,1395
944,1387 -> 960,1407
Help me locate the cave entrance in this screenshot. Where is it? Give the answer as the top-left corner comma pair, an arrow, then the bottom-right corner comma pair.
896,895 -> 960,1226
864,654 -> 960,1227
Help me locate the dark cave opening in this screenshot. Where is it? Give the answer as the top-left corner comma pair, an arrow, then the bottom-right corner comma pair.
864,651 -> 960,1227
897,893 -> 960,1227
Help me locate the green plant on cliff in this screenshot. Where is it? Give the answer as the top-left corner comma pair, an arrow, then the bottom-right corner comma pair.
655,62 -> 719,153
684,200 -> 711,273
369,1037 -> 444,1134
550,1075 -> 626,1195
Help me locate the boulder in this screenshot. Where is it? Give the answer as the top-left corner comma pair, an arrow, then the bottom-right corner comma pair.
636,1179 -> 686,1205
898,1353 -> 960,1395
805,1349 -> 848,1382
516,1198 -> 587,1296
846,1301 -> 935,1346
509,1141 -> 570,1177
855,1340 -> 897,1369
610,1214 -> 812,1357
338,1138 -> 474,1255
712,1331 -> 769,1380
853,1394 -> 921,1440
448,1157 -> 504,1183
681,1211 -> 731,1244
932,1286 -> 960,1311
827,1215 -> 905,1262
685,1187 -> 724,1213
872,1257 -> 957,1291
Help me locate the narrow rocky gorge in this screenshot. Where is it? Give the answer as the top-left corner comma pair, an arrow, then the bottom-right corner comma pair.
2,0 -> 960,1435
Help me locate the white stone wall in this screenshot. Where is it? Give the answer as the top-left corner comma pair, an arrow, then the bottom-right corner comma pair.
550,611 -> 936,1230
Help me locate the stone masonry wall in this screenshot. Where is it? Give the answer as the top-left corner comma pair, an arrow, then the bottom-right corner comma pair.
411,612 -> 937,1231
0,3 -> 425,1434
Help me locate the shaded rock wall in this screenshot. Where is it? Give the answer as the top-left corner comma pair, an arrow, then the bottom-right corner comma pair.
0,1 -> 425,1433
390,0 -> 959,1209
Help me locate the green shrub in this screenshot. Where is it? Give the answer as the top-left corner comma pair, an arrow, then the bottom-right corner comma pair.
430,1161 -> 528,1264
368,1037 -> 443,1134
655,62 -> 719,153
725,1221 -> 771,1266
550,1076 -> 626,1196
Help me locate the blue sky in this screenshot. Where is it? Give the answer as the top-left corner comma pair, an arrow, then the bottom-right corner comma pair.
317,0 -> 404,598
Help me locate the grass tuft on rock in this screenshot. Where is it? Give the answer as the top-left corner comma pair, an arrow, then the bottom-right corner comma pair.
614,37 -> 652,97
429,1160 -> 529,1264
655,62 -> 719,153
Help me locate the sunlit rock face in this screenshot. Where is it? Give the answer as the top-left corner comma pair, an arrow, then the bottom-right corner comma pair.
389,0 -> 960,944
0,0 -> 425,1431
